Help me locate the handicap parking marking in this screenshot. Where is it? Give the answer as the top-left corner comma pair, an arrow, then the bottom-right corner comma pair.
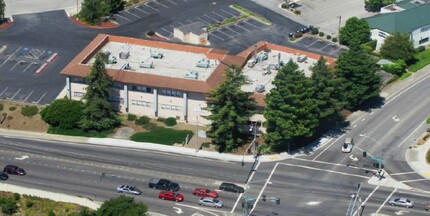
125,9 -> 142,18
134,6 -> 150,15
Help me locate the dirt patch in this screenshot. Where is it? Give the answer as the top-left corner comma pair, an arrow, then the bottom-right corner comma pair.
0,100 -> 48,132
70,16 -> 117,29
0,20 -> 12,30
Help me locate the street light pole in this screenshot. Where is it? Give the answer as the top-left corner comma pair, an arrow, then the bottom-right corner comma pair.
359,134 -> 384,178
337,15 -> 342,38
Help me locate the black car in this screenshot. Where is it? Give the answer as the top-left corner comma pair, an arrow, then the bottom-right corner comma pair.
0,172 -> 8,180
3,165 -> 26,175
219,182 -> 244,193
148,178 -> 180,191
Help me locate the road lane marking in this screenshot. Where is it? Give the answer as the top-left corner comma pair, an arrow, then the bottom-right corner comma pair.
390,171 -> 416,176
353,186 -> 379,216
278,162 -> 370,179
400,178 -> 427,183
376,188 -> 397,213
397,120 -> 426,148
385,72 -> 430,105
231,160 -> 261,212
293,157 -> 377,172
176,203 -> 220,215
249,162 -> 279,213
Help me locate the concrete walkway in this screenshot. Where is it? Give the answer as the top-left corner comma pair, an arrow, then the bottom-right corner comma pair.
406,140 -> 430,181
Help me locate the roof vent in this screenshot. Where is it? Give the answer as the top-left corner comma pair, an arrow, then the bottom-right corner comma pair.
121,63 -> 131,70
150,50 -> 164,59
140,61 -> 154,69
119,51 -> 130,59
196,58 -> 210,68
184,70 -> 198,79
255,84 -> 265,93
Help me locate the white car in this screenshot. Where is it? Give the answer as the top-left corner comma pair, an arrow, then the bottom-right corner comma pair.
389,198 -> 414,208
198,197 -> 223,208
341,137 -> 354,153
116,185 -> 142,195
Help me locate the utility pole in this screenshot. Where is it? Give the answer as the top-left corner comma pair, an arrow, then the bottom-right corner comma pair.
337,15 -> 342,38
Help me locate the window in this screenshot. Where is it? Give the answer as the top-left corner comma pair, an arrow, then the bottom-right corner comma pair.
70,77 -> 84,84
131,100 -> 151,107
109,96 -> 123,104
378,31 -> 386,38
159,89 -> 183,97
419,37 -> 429,44
131,85 -> 152,93
421,26 -> 430,33
112,82 -> 124,89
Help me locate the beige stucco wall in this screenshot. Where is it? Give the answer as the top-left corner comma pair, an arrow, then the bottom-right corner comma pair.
128,90 -> 155,117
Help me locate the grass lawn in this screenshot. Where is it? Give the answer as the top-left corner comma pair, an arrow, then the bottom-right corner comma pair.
130,127 -> 194,145
48,127 -> 113,138
408,49 -> 430,72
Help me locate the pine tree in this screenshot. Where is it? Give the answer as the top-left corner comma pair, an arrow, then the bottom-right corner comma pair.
264,60 -> 319,152
0,0 -> 5,20
205,65 -> 257,153
335,46 -> 382,110
80,52 -> 120,132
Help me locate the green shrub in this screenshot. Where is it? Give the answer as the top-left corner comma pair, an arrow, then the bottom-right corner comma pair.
127,114 -> 137,121
7,116 -> 12,120
21,105 -> 39,117
157,117 -> 165,122
319,32 -> 325,37
281,3 -> 288,8
0,103 -> 3,111
142,122 -> 158,130
135,116 -> 150,125
257,144 -> 272,155
417,46 -> 426,53
201,142 -> 211,148
130,127 -> 194,145
47,127 -> 112,138
0,197 -> 18,215
326,35 -> 331,40
294,32 -> 303,38
9,106 -> 16,111
47,209 -> 56,216
294,10 -> 301,15
310,28 -> 319,35
40,99 -> 84,129
427,116 -> 430,124
427,149 -> 430,163
12,193 -> 20,201
332,37 -> 338,43
25,199 -> 34,208
408,48 -> 430,72
382,60 -> 406,76
163,117 -> 177,126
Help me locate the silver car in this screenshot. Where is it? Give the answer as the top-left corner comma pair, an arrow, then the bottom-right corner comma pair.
389,197 -> 414,208
198,197 -> 223,208
116,185 -> 142,195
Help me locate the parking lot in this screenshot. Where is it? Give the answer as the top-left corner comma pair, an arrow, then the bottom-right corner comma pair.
295,36 -> 346,56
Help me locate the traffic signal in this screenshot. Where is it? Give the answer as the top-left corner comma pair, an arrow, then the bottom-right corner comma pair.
363,151 -> 367,157
262,195 -> 266,202
276,198 -> 280,205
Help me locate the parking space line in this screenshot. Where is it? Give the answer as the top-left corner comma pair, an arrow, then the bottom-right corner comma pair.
23,62 -> 37,73
10,60 -> 25,71
214,29 -> 233,38
307,40 -> 322,48
0,59 -> 8,68
195,17 -> 209,25
376,188 -> 397,213
0,46 -> 21,67
153,0 -> 169,9
160,28 -> 172,35
134,6 -> 150,14
319,44 -> 332,51
221,8 -> 236,17
125,10 -> 141,18
244,19 -> 259,28
177,21 -> 186,26
212,11 -> 227,19
24,90 -> 34,102
10,88 -> 21,100
35,92 -> 47,104
165,0 -> 178,5
38,50 -> 46,59
225,26 -> 241,35
209,32 -> 225,42
116,14 -> 132,22
235,23 -> 251,32
0,87 -> 8,97
142,3 -> 159,11
204,14 -> 219,22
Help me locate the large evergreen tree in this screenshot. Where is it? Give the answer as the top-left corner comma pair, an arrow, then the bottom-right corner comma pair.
205,65 -> 257,153
339,17 -> 371,47
311,57 -> 343,132
80,52 -> 120,131
106,0 -> 125,13
380,32 -> 416,65
0,0 -> 5,20
335,46 -> 382,110
264,60 -> 319,152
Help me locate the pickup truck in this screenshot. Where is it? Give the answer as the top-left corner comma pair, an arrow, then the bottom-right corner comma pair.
148,178 -> 180,191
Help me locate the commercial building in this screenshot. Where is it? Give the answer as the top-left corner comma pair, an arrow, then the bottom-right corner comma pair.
60,34 -> 334,125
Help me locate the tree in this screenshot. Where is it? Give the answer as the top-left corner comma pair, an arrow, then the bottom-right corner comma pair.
97,195 -> 148,216
0,0 -> 5,20
339,17 -> 371,47
106,0 -> 124,13
311,57 -> 343,132
205,65 -> 257,153
40,99 -> 84,129
264,60 -> 319,152
79,0 -> 110,25
80,52 -> 120,131
365,0 -> 396,12
335,46 -> 382,110
380,32 -> 416,64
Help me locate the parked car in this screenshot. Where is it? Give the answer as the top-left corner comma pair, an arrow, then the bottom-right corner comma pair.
158,190 -> 184,202
219,182 -> 244,193
198,197 -> 223,208
389,197 -> 414,208
341,137 -> 354,153
0,172 -> 8,180
116,185 -> 142,195
148,178 -> 180,191
192,187 -> 218,198
3,165 -> 26,175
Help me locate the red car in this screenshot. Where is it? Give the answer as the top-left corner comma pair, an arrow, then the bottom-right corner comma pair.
192,187 -> 219,198
159,190 -> 184,202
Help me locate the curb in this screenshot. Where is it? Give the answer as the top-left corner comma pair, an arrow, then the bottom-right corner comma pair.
47,52 -> 59,62
35,63 -> 48,74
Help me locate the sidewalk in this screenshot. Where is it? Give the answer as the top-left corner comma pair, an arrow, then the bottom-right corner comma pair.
406,140 -> 430,181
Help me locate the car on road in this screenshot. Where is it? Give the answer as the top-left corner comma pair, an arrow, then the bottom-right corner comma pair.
219,182 -> 244,193
148,178 -> 180,191
389,197 -> 414,208
116,185 -> 142,195
192,187 -> 218,198
342,137 -> 354,153
158,190 -> 184,202
198,197 -> 223,208
3,165 -> 26,175
0,172 -> 8,180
